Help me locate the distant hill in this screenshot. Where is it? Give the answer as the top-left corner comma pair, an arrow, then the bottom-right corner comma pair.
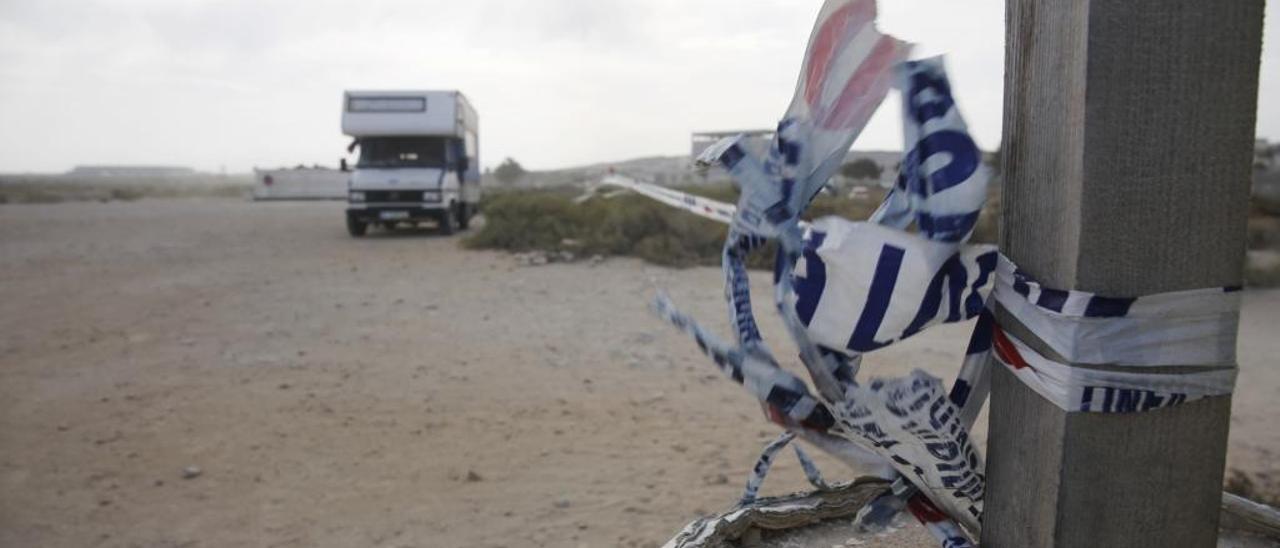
68,165 -> 196,178
485,150 -> 911,189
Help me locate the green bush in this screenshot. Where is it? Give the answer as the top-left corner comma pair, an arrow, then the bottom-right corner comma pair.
465,187 -> 731,267
464,184 -> 999,268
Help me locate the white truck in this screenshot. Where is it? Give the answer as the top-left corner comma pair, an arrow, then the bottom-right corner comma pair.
341,90 -> 480,236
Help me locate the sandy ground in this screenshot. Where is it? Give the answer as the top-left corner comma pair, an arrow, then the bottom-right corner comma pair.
0,199 -> 1275,548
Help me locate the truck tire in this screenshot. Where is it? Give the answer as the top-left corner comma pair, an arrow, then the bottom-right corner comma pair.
347,216 -> 368,237
438,205 -> 456,236
457,203 -> 471,230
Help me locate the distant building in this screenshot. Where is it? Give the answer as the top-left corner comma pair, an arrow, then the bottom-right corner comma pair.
68,165 -> 196,178
691,130 -> 774,159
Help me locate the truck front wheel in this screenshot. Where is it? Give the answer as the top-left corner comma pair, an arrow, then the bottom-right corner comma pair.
438,205 -> 457,236
347,215 -> 368,237
457,203 -> 471,230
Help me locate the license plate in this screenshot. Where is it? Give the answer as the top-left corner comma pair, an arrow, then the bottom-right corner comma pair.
379,211 -> 410,220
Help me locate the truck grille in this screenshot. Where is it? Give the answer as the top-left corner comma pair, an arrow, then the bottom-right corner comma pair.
364,190 -> 423,203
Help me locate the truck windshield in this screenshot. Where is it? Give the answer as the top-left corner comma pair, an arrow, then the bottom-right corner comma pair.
357,137 -> 447,168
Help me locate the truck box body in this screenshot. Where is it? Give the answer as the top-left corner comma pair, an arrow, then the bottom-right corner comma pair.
341,91 -> 474,138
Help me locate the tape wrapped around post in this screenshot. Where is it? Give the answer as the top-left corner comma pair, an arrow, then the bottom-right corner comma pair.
988,255 -> 1240,413
992,255 -> 1241,367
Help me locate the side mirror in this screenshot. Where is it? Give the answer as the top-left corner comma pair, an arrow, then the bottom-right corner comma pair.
340,158 -> 349,172
458,158 -> 470,173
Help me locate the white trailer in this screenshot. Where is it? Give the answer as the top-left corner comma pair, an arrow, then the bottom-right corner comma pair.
251,167 -> 348,200
341,90 -> 480,236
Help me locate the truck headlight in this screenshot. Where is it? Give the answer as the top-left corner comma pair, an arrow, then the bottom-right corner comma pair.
422,190 -> 441,202
349,191 -> 365,202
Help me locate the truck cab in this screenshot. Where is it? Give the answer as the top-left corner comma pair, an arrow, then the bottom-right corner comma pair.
341,90 -> 480,237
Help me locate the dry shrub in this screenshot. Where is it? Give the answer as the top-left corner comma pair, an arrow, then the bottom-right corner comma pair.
465,184 -> 999,268
1225,469 -> 1280,507
464,187 -> 729,268
1245,250 -> 1280,287
1248,214 -> 1280,251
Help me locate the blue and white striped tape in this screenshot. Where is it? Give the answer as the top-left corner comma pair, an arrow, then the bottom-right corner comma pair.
620,0 -> 1230,543
987,257 -> 1240,413
992,255 -> 1241,367
676,49 -> 991,543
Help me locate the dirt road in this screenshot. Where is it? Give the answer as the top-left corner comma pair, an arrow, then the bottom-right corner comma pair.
1,199 -> 1275,547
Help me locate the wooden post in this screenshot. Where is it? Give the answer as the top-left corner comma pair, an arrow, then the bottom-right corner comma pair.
982,0 -> 1266,546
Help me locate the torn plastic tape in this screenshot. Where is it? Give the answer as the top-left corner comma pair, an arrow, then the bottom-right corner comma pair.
991,323 -> 1237,413
993,255 -> 1241,367
827,369 -> 985,532
600,174 -> 736,225
790,219 -> 997,355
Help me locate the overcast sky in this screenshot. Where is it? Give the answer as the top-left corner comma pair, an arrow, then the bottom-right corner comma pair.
0,0 -> 1277,173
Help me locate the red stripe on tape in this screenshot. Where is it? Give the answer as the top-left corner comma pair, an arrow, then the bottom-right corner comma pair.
907,493 -> 950,523
992,325 -> 1029,370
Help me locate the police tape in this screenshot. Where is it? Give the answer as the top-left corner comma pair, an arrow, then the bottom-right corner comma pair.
598,174 -> 736,224
987,255 -> 1239,413
992,254 -> 1241,367
738,431 -> 833,506
623,0 -> 1254,538
991,323 -> 1237,413
660,47 -> 991,543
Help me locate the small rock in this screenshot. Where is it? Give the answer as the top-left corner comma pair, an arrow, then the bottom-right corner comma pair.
181,466 -> 202,479
554,498 -> 571,509
589,254 -> 604,266
465,470 -> 484,482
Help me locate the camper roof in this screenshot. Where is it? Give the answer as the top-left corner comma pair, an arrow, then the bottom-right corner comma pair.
341,90 -> 475,138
